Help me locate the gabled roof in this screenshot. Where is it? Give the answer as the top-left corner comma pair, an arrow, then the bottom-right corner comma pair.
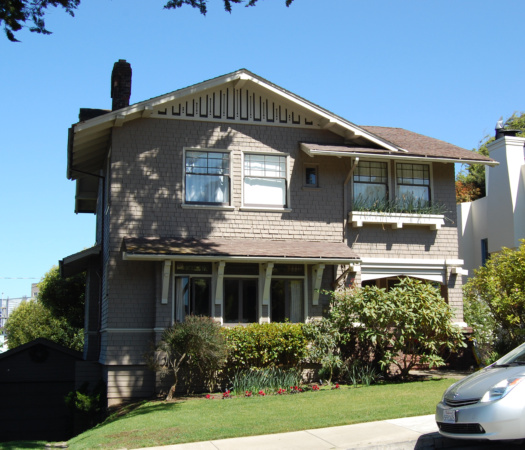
67,68 -> 497,213
68,69 -> 400,176
0,337 -> 82,362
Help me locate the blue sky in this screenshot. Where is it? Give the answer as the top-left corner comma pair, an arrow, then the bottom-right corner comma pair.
0,0 -> 523,298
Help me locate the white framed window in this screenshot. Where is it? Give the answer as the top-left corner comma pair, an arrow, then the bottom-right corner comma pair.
184,149 -> 230,205
174,262 -> 212,322
353,161 -> 389,207
243,153 -> 287,208
395,163 -> 430,206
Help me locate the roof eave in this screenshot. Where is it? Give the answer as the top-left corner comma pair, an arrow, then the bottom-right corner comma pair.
122,252 -> 359,265
300,144 -> 499,166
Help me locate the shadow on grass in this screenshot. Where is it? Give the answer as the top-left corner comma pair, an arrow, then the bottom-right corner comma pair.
1,441 -> 49,449
104,398 -> 186,425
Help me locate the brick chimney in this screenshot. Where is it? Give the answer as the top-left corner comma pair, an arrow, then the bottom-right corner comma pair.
111,59 -> 132,111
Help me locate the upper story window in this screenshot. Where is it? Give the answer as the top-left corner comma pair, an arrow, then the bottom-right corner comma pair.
353,161 -> 388,208
304,164 -> 319,188
244,154 -> 287,207
185,150 -> 230,205
396,163 -> 430,207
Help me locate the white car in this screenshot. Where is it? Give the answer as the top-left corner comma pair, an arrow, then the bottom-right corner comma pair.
436,342 -> 525,440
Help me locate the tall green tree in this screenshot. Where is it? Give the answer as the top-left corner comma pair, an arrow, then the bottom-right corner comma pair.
38,265 -> 85,329
4,299 -> 84,351
456,112 -> 525,203
3,265 -> 86,351
2,0 -> 294,41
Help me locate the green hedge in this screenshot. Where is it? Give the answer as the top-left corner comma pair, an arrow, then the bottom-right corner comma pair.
222,323 -> 309,371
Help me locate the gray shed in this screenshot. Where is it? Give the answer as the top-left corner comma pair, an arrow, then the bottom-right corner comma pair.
0,338 -> 82,442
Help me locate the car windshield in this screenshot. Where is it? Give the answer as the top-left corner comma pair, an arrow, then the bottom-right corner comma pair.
493,343 -> 525,366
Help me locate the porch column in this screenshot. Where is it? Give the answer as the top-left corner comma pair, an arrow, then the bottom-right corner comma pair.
312,264 -> 325,306
214,261 -> 226,324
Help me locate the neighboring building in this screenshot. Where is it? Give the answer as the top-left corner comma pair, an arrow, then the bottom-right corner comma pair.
457,128 -> 525,277
0,296 -> 26,329
0,296 -> 27,353
60,61 -> 495,405
31,282 -> 40,299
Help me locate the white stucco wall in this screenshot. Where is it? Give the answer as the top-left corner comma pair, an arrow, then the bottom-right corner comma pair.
457,135 -> 525,279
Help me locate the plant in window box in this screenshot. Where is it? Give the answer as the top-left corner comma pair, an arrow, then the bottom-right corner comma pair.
352,194 -> 447,216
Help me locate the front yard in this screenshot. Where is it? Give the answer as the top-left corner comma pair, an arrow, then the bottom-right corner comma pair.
56,378 -> 458,450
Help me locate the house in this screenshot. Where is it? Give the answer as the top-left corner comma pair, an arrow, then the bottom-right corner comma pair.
457,126 -> 525,277
60,60 -> 496,405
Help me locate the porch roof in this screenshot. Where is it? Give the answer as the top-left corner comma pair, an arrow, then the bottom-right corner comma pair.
122,237 -> 359,264
301,127 -> 498,166
59,244 -> 101,278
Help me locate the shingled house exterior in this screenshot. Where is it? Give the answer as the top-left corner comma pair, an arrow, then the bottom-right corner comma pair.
60,61 -> 495,405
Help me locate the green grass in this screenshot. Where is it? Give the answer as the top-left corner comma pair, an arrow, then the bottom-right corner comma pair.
4,378 -> 457,450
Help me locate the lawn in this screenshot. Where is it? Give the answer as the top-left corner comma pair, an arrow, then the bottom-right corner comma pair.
43,378 -> 456,450
2,378 -> 457,450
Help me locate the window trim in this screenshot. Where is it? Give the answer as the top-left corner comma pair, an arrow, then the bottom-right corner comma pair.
242,151 -> 290,210
183,147 -> 232,207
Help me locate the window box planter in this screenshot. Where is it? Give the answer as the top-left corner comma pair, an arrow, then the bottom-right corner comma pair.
349,211 -> 444,230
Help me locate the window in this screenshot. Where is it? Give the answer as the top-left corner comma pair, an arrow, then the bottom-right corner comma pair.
396,163 -> 430,206
174,262 -> 212,321
185,150 -> 230,205
304,165 -> 319,187
271,279 -> 303,323
481,238 -> 490,266
175,277 -> 211,321
353,161 -> 388,207
224,279 -> 258,323
244,154 -> 287,207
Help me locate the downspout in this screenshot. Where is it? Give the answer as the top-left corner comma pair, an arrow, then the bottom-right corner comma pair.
343,157 -> 359,242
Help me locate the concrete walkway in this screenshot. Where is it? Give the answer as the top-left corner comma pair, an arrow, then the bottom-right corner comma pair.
138,414 -> 504,450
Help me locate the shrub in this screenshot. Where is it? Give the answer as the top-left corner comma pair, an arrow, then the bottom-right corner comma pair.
303,319 -> 342,384
65,381 -> 106,433
464,241 -> 525,357
222,322 -> 308,371
149,316 -> 228,399
328,278 -> 466,379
